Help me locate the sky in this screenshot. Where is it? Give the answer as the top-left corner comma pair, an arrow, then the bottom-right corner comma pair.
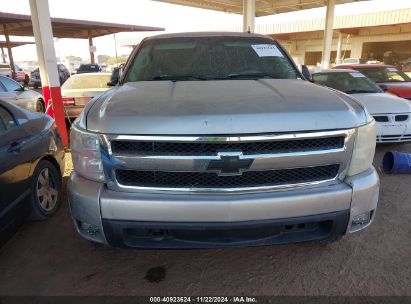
1,0 -> 411,62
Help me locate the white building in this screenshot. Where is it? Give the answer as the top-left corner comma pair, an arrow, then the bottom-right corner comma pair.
256,8 -> 411,67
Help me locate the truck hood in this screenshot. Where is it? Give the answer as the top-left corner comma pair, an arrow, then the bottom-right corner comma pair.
86,79 -> 366,135
351,93 -> 411,114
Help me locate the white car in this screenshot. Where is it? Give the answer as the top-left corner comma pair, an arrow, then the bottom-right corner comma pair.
313,69 -> 411,143
61,72 -> 111,119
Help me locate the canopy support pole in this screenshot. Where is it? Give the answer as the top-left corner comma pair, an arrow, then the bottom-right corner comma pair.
321,0 -> 336,69
336,32 -> 343,64
29,0 -> 68,147
1,48 -> 6,63
88,30 -> 95,64
243,0 -> 256,33
3,25 -> 15,77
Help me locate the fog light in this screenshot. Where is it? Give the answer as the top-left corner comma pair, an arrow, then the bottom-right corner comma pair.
353,213 -> 371,225
350,211 -> 373,232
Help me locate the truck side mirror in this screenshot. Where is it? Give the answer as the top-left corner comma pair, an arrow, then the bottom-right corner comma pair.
107,67 -> 121,86
119,64 -> 125,78
107,80 -> 118,87
301,65 -> 312,81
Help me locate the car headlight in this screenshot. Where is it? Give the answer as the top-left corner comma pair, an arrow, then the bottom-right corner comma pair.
347,120 -> 377,176
70,124 -> 105,182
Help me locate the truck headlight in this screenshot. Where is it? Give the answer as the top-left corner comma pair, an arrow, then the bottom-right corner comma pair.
347,120 -> 377,176
70,124 -> 105,182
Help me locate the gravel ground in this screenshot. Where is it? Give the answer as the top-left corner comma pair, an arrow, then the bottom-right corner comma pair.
0,145 -> 410,296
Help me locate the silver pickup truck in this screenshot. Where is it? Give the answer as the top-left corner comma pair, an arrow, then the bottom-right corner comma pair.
68,32 -> 379,248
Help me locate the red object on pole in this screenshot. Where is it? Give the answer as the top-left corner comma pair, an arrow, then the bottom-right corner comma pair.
42,86 -> 53,116
29,0 -> 68,147
49,86 -> 66,140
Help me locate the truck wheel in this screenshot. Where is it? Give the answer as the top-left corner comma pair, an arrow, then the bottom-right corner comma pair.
29,160 -> 62,221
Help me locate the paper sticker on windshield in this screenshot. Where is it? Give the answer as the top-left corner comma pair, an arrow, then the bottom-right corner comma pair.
387,67 -> 398,72
251,44 -> 283,57
350,72 -> 366,78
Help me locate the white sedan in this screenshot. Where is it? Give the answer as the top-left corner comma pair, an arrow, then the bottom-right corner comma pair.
61,72 -> 111,119
312,69 -> 411,143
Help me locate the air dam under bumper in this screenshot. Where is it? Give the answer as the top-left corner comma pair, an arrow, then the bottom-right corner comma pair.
68,168 -> 379,248
102,212 -> 349,248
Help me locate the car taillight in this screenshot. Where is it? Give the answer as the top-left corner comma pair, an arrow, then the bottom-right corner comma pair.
62,97 -> 75,106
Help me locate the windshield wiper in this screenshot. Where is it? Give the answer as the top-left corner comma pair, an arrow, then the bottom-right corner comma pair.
151,74 -> 209,81
150,73 -> 283,81
225,72 -> 281,79
344,90 -> 378,94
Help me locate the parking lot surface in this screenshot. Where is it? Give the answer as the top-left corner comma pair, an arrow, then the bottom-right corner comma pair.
0,145 -> 410,296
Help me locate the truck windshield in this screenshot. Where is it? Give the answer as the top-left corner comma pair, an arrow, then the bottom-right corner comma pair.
124,36 -> 299,82
312,72 -> 382,94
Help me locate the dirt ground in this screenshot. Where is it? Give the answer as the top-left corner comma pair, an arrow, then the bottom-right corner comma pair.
0,145 -> 410,296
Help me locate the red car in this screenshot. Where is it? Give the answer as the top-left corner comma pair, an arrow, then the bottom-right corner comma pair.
14,64 -> 30,86
334,64 -> 411,100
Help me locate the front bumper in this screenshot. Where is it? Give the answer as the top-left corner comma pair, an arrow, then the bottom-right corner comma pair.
68,168 -> 379,248
375,120 -> 411,143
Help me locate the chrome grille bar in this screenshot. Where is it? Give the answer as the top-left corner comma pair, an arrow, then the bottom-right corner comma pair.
100,129 -> 355,193
111,148 -> 348,172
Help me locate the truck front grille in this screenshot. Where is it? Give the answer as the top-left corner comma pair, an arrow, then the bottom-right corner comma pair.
104,130 -> 354,193
111,136 -> 345,155
115,165 -> 340,189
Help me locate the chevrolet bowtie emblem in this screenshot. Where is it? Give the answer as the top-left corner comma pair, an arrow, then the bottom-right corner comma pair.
207,152 -> 253,176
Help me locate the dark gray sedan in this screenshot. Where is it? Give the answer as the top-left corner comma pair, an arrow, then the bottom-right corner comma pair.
0,100 -> 65,245
0,75 -> 46,113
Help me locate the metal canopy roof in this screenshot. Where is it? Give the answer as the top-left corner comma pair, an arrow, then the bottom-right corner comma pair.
0,40 -> 34,48
154,0 -> 369,16
0,11 -> 164,39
